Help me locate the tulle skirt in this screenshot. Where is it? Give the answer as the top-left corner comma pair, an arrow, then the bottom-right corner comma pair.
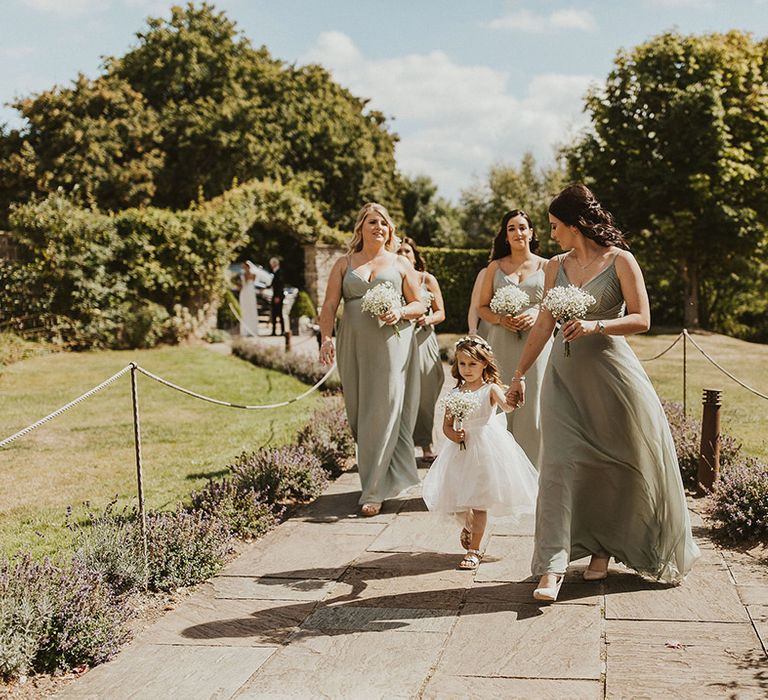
422,412 -> 539,518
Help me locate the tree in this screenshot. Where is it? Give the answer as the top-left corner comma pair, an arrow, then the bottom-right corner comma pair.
0,74 -> 163,220
0,3 -> 402,230
567,31 -> 768,330
459,153 -> 566,251
399,175 -> 464,247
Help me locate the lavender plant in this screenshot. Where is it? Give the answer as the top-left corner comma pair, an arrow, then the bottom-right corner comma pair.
710,457 -> 768,542
296,398 -> 355,477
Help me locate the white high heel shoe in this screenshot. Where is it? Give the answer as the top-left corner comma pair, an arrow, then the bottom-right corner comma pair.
533,574 -> 564,602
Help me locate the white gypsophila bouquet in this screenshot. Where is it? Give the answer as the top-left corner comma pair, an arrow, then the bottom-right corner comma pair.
489,285 -> 530,338
441,390 -> 481,450
542,284 -> 596,357
360,281 -> 402,337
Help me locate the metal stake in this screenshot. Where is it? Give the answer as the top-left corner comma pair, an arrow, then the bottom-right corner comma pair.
130,363 -> 149,587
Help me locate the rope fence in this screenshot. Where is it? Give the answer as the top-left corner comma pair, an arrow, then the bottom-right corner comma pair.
0,355 -> 336,583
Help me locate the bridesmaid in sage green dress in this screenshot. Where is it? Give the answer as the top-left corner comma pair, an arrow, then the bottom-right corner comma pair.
318,203 -> 426,517
506,184 -> 700,602
397,237 -> 446,461
479,210 -> 552,466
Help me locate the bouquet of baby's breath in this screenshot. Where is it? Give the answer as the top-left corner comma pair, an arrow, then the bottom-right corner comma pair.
360,282 -> 402,337
542,284 -> 596,357
441,390 -> 481,450
490,285 -> 530,338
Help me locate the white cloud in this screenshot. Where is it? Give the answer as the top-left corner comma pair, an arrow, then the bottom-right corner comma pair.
486,6 -> 596,33
20,0 -> 173,16
303,31 -> 596,199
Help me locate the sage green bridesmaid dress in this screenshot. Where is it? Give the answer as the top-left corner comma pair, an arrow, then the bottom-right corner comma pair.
532,255 -> 700,583
413,277 -> 445,450
337,265 -> 421,504
486,267 -> 552,465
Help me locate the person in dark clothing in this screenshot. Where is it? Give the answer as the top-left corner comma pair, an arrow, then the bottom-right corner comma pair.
269,257 -> 285,336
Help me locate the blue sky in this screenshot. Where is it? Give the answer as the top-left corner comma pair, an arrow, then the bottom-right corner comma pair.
2,0 -> 767,200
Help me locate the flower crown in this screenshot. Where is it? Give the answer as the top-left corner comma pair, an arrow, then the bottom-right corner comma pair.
454,336 -> 493,352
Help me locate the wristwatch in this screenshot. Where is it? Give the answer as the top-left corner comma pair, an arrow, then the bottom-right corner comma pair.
597,320 -> 606,334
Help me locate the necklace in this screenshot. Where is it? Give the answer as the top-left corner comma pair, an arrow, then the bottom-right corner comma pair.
572,251 -> 603,270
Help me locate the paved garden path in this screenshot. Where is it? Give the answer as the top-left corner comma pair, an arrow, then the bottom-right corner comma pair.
57,341 -> 768,699
57,473 -> 767,699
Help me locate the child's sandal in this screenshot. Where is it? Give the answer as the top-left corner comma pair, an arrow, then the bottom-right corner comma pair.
459,549 -> 482,570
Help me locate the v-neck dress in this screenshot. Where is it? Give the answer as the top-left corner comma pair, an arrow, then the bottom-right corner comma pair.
532,254 -> 700,583
336,264 -> 420,504
486,266 -> 552,465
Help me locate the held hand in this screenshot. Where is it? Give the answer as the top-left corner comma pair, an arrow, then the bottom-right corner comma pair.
319,339 -> 335,366
505,379 -> 526,409
379,307 -> 403,326
415,315 -> 428,327
512,312 -> 535,331
499,314 -> 518,331
561,319 -> 598,342
445,425 -> 466,445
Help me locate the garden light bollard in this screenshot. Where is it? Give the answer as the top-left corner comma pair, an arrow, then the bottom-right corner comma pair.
129,362 -> 149,587
697,388 -> 722,492
284,329 -> 292,352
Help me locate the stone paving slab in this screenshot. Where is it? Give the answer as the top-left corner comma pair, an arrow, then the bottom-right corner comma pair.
487,513 -> 535,536
57,644 -> 277,699
473,534 -> 535,582
604,567 -> 748,622
737,585 -> 768,605
224,521 -> 377,579
234,629 -> 446,699
211,575 -> 337,601
366,512 -> 463,554
605,619 -> 766,699
143,591 -> 315,647
436,602 -> 602,680
324,562 -> 472,610
748,605 -> 768,651
467,580 -> 603,607
422,675 -> 603,699
301,604 -> 455,633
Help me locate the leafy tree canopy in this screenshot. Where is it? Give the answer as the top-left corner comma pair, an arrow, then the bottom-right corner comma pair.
566,30 -> 768,332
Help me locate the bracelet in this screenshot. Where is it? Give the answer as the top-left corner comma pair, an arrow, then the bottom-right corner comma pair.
321,339 -> 333,347
511,375 -> 526,383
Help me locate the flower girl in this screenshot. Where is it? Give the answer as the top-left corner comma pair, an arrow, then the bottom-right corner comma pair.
422,336 -> 539,570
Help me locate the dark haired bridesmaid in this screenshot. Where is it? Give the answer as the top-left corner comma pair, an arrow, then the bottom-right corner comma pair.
478,210 -> 552,465
507,184 -> 700,602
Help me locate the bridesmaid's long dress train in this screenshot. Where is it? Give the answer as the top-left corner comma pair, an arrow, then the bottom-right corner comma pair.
486,267 -> 552,466
337,265 -> 420,504
532,255 -> 700,583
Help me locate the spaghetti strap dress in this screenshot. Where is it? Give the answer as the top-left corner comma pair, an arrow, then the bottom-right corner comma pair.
532,255 -> 700,583
486,267 -> 552,465
336,265 -> 421,504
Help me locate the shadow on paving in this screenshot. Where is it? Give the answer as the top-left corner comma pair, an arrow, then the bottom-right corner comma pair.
179,552 -> 677,642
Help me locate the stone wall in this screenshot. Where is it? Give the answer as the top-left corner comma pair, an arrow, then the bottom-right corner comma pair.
303,243 -> 344,310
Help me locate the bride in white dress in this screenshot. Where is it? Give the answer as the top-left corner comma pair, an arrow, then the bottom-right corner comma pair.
239,261 -> 260,337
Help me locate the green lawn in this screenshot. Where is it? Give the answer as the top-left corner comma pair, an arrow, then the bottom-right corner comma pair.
0,345 -> 318,556
625,331 -> 768,461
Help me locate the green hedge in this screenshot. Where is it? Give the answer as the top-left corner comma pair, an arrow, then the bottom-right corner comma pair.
0,180 -> 343,349
421,246 -> 487,333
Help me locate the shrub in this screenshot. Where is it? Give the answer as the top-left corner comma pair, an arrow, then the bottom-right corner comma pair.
70,503 -> 146,596
232,338 -> 341,392
296,398 -> 355,477
0,554 -> 130,680
420,246 -> 487,333
710,456 -> 768,543
661,400 -> 741,489
230,446 -> 328,507
144,509 -> 232,592
190,479 -> 281,539
289,290 -> 317,319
